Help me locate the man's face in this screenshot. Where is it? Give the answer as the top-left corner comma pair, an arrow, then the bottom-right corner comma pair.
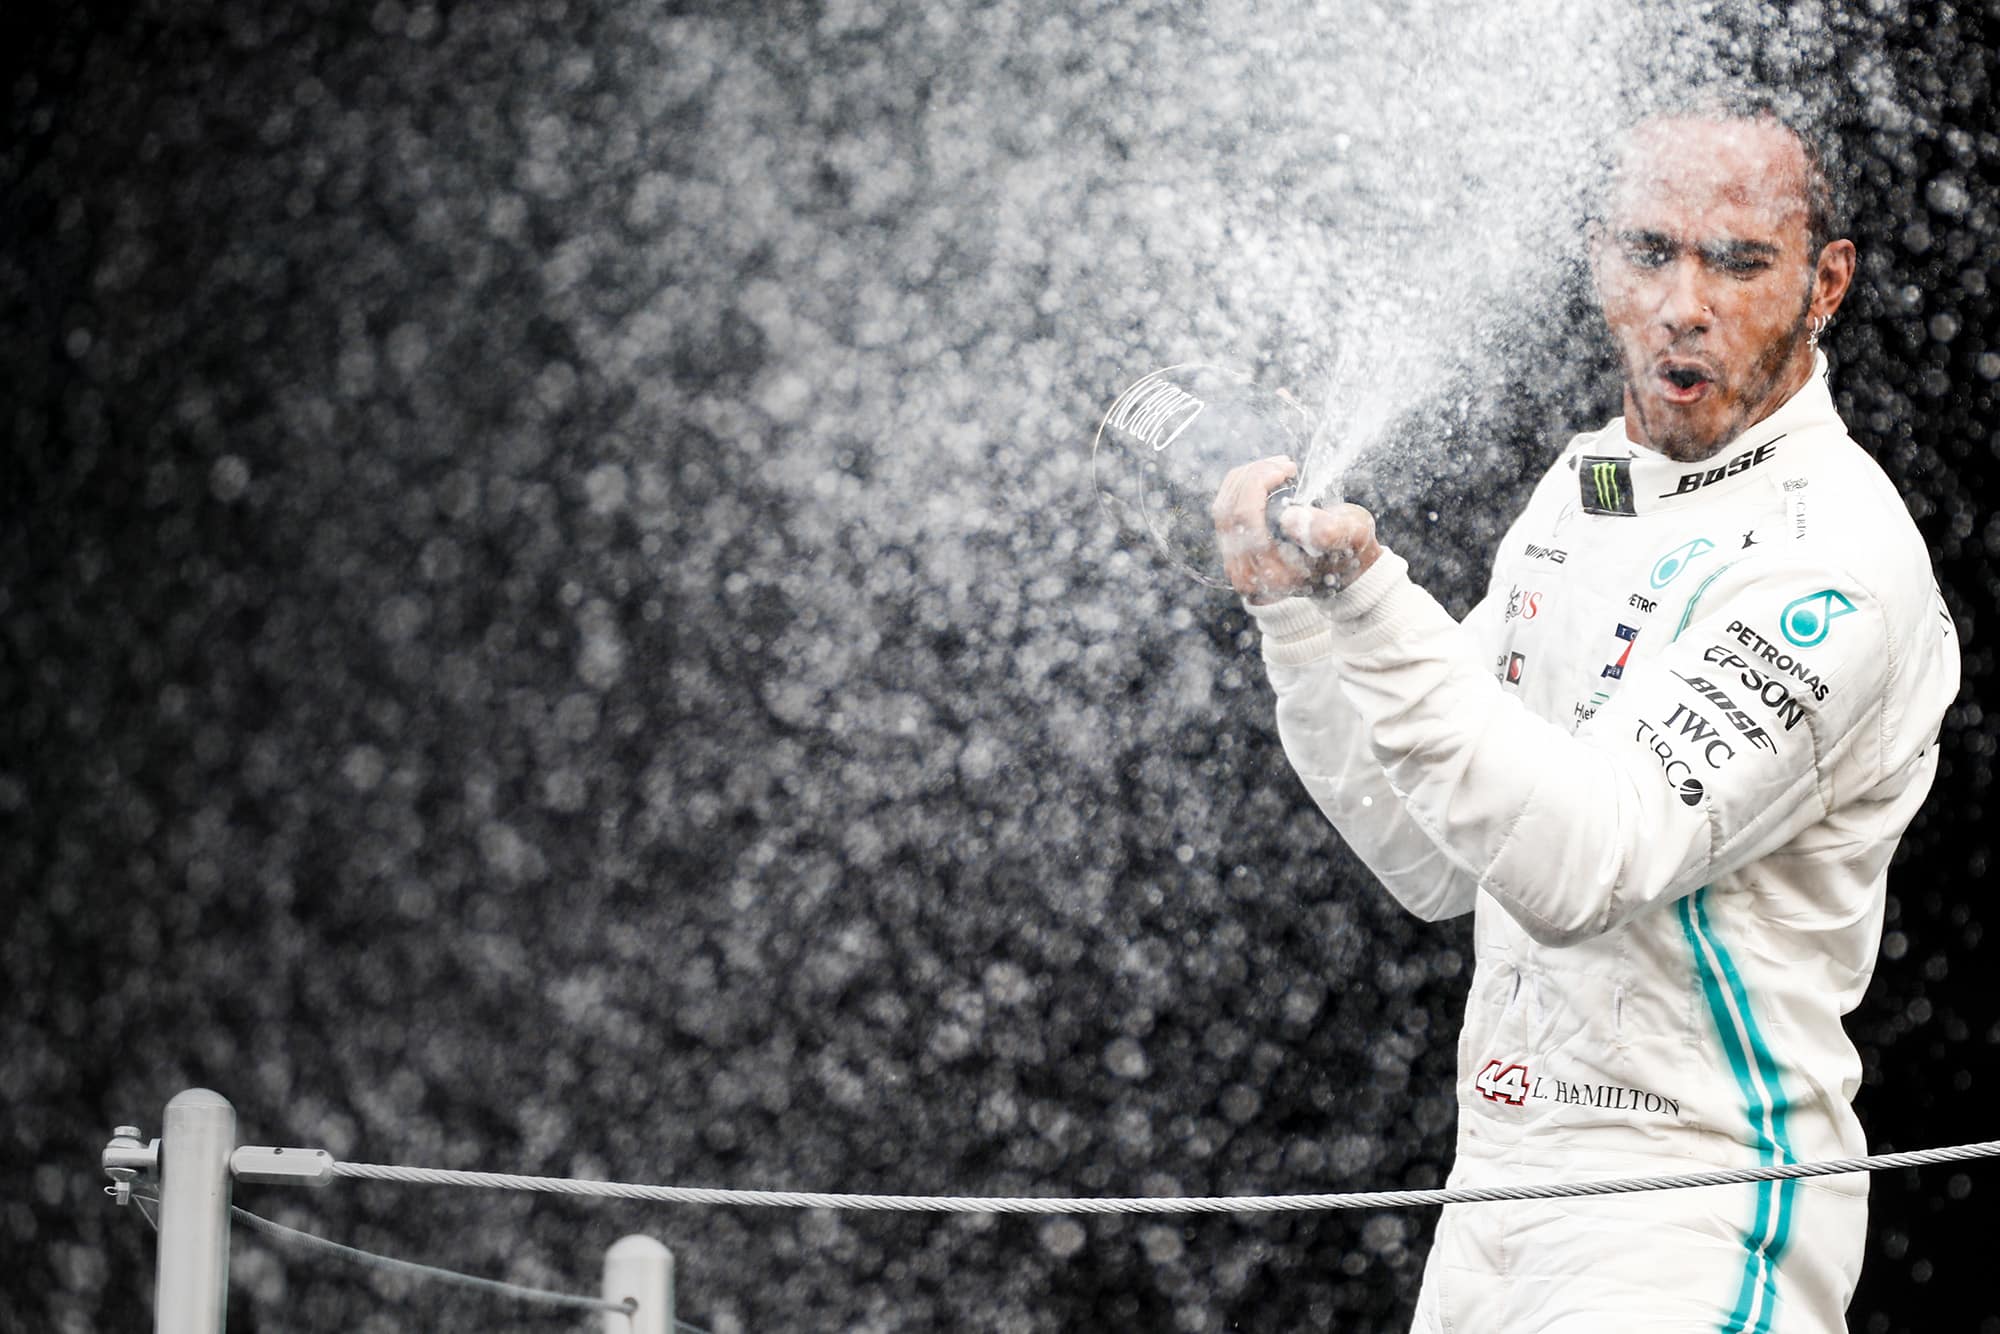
1593,116 -> 1849,462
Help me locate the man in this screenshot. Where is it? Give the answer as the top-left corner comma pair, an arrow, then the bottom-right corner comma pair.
1213,99 -> 1960,1331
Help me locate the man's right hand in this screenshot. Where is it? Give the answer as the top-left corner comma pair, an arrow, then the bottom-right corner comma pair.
1213,457 -> 1383,604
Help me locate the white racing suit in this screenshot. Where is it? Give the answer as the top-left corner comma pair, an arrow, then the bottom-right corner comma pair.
1248,359 -> 1959,1333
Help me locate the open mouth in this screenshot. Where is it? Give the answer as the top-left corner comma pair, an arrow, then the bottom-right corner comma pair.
1657,362 -> 1716,403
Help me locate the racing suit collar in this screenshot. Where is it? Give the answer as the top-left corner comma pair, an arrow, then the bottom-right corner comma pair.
1579,353 -> 1840,517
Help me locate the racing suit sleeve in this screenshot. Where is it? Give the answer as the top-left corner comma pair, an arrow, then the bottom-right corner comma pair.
1250,588 -> 1502,923
1265,545 -> 1938,947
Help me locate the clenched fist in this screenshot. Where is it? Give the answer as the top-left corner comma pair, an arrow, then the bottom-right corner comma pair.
1211,456 -> 1382,604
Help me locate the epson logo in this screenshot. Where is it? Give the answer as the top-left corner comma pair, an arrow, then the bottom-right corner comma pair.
1719,622 -> 1832,702
1698,648 -> 1811,730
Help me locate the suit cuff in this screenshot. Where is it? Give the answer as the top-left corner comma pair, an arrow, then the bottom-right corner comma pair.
1246,594 -> 1335,667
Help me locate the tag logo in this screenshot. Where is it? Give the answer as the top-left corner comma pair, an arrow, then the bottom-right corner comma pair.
1580,456 -> 1636,516
1602,624 -> 1639,679
1505,652 -> 1527,686
1780,589 -> 1855,647
1650,537 -> 1715,589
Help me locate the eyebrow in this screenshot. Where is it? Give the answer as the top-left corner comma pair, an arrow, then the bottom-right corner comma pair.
1701,239 -> 1782,262
1614,231 -> 1783,261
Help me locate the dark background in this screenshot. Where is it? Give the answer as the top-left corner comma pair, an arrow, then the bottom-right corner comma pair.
5,2 -> 1998,1331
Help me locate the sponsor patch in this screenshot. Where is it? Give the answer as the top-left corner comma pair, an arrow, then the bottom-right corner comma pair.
1698,648 -> 1814,727
1505,586 -> 1544,622
1650,536 -> 1716,589
1602,623 -> 1639,679
1721,622 -> 1831,701
1784,478 -> 1809,539
1670,670 -> 1779,752
1579,456 -> 1636,516
1634,719 -> 1707,805
1661,703 -> 1737,769
1656,438 -> 1780,499
1573,689 -> 1611,729
1781,589 -> 1856,648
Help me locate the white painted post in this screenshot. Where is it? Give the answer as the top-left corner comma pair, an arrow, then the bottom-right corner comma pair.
155,1089 -> 236,1334
602,1234 -> 674,1334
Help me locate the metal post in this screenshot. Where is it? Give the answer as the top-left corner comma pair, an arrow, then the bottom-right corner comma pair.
603,1234 -> 674,1334
155,1089 -> 236,1334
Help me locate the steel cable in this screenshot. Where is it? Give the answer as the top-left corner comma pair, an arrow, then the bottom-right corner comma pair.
329,1138 -> 2000,1214
132,1192 -> 632,1318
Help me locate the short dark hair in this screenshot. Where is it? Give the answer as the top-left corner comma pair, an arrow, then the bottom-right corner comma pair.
1599,87 -> 1845,257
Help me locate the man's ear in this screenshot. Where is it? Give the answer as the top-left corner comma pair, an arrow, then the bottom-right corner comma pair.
1809,238 -> 1857,322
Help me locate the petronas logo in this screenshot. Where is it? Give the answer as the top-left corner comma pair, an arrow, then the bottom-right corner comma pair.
1579,456 -> 1637,516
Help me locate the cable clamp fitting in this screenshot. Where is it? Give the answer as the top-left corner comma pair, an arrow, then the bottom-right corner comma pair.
231,1145 -> 337,1187
102,1125 -> 158,1206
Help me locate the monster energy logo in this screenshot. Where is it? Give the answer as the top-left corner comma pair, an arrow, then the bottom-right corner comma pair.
1591,461 -> 1624,509
1579,455 -> 1637,516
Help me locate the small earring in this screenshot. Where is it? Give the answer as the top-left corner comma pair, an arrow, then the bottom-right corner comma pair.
1808,314 -> 1831,348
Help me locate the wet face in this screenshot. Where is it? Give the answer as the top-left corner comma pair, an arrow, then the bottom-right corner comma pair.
1592,116 -> 1855,462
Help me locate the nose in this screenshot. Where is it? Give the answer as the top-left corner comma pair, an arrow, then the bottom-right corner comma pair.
1655,256 -> 1712,336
